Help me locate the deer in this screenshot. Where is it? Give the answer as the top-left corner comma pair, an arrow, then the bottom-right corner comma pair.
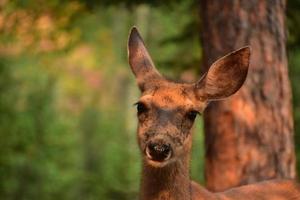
127,27 -> 300,200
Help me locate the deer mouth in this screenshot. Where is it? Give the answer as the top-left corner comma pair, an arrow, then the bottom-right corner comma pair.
145,142 -> 173,164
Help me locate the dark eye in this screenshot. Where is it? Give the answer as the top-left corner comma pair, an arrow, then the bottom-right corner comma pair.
187,110 -> 199,121
136,102 -> 148,115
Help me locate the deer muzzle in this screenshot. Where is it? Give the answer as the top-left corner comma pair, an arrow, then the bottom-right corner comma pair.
145,141 -> 172,162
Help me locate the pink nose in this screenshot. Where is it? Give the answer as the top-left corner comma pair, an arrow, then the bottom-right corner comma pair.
146,142 -> 172,162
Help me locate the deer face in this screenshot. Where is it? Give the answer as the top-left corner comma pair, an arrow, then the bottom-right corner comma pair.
135,83 -> 205,167
128,27 -> 250,168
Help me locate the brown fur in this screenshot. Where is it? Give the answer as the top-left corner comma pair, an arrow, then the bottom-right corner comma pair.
128,27 -> 300,200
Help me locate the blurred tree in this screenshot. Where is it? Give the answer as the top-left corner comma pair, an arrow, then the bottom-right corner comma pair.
200,0 -> 296,192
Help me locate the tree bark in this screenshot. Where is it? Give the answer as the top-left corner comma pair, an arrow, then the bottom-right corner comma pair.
200,0 -> 296,192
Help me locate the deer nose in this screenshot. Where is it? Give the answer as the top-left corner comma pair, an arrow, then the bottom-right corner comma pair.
146,142 -> 172,162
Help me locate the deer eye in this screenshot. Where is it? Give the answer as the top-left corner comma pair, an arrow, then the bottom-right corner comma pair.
186,110 -> 199,121
136,102 -> 148,115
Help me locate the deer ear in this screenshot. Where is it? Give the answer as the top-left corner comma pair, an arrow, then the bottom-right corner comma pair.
195,46 -> 250,100
128,27 -> 163,91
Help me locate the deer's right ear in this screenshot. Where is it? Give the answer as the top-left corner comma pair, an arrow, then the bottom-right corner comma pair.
195,47 -> 250,101
128,27 -> 163,91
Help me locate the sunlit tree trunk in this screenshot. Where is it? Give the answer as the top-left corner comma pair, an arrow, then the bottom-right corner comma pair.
200,0 -> 296,192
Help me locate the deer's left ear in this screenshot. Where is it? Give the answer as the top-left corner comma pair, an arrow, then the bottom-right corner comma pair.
128,27 -> 163,92
195,46 -> 250,100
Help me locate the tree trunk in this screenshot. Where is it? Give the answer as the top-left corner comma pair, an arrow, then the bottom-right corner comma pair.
200,0 -> 296,192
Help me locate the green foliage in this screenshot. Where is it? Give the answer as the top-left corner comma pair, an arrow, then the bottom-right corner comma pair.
287,0 -> 300,178
0,0 -> 202,199
289,49 -> 300,176
287,0 -> 300,49
0,0 -> 299,199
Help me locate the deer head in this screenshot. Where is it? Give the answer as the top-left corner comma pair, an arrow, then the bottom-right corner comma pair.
128,27 -> 250,168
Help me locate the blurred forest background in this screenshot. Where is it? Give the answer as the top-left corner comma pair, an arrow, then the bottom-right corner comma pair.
0,0 -> 299,199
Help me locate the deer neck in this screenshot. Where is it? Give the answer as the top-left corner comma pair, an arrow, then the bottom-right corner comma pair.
140,155 -> 191,200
